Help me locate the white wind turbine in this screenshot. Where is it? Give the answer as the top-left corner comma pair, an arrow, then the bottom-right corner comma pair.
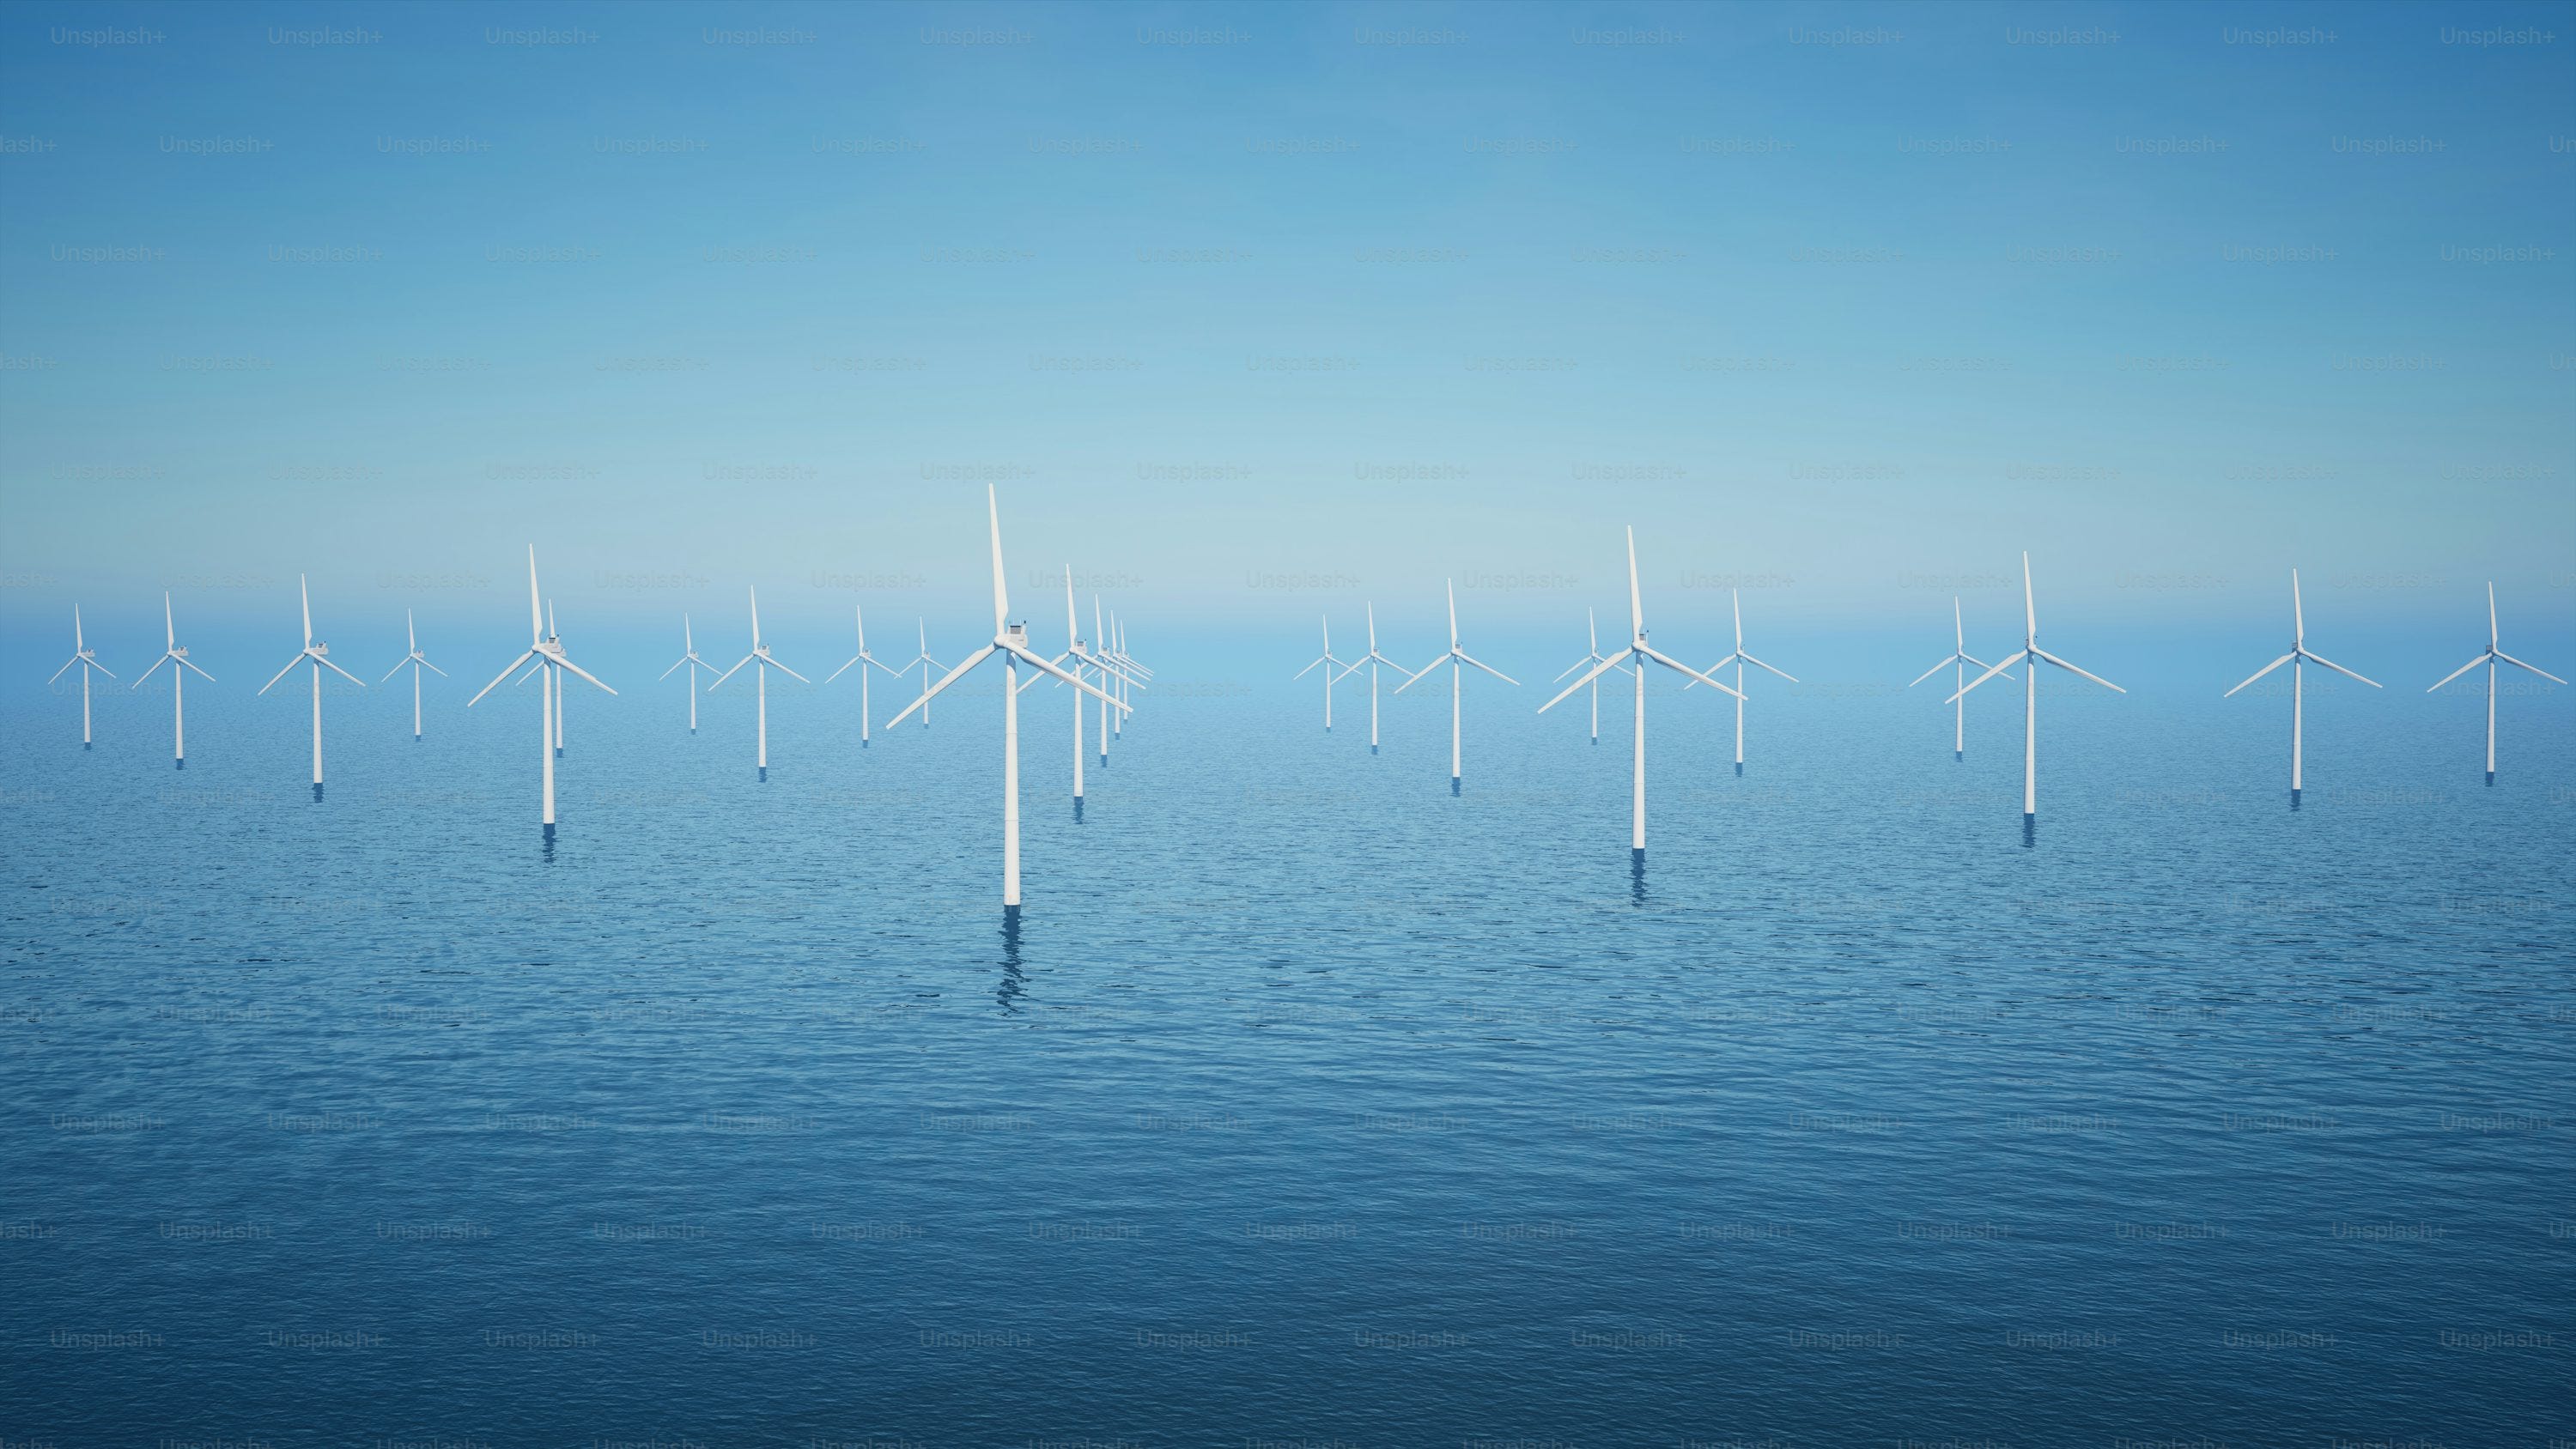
1684,589 -> 1798,774
904,621 -> 944,730
884,487 -> 1128,912
709,586 -> 808,780
2225,570 -> 2379,802
1292,616 -> 1352,731
47,605 -> 116,749
1331,603 -> 1413,754
509,601 -> 568,757
380,609 -> 447,742
1906,597 -> 2013,761
824,604 -> 905,749
1394,580 -> 1520,791
1540,530 -> 1741,854
1549,607 -> 1632,746
2427,582 -> 2566,785
132,593 -> 213,769
1093,597 -> 1114,766
1949,553 -> 2125,822
1013,567 -> 1141,804
466,548 -> 615,833
258,576 -> 367,797
1107,612 -> 1147,740
659,615 -> 714,732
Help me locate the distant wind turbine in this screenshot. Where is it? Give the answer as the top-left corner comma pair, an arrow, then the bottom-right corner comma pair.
1394,580 -> 1520,792
1332,603 -> 1413,754
466,548 -> 615,834
885,487 -> 1127,912
904,621 -> 944,730
258,576 -> 366,797
1540,529 -> 1741,854
380,610 -> 447,742
1685,589 -> 1797,774
47,605 -> 116,749
1949,553 -> 2125,822
132,593 -> 213,768
2225,569 -> 2379,803
1907,597 -> 2012,760
1550,607 -> 1632,746
1292,616 -> 1352,731
2427,582 -> 2565,784
709,586 -> 808,780
1013,568 -> 1140,804
824,603 -> 904,749
659,615 -> 714,733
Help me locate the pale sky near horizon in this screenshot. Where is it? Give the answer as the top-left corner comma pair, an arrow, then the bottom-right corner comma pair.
3,0 -> 2571,682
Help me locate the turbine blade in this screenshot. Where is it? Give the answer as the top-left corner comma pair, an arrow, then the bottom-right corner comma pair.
421,658 -> 447,678
1947,650 -> 2027,705
47,656 -> 81,685
1907,656 -> 1956,688
166,593 -> 176,650
1455,650 -> 1518,685
2021,552 -> 2036,640
1446,579 -> 1459,649
2032,646 -> 2124,694
1012,644 -> 1126,710
2223,652 -> 2294,698
2494,651 -> 2567,686
1292,654 -> 1330,680
825,655 -> 863,683
1538,650 -> 1629,712
258,654 -> 307,695
180,658 -> 216,682
134,655 -> 172,687
465,650 -> 536,706
555,653 -> 618,694
660,656 -> 690,682
987,485 -> 1010,634
884,643 -> 999,728
380,659 -> 408,684
1639,644 -> 1744,698
2300,650 -> 2380,688
318,656 -> 368,688
708,653 -> 758,690
2291,568 -> 2304,645
1740,652 -> 1796,682
2426,653 -> 2488,692
1625,527 -> 1643,639
300,575 -> 313,647
1393,656 -> 1449,694
766,658 -> 812,685
527,547 -> 543,644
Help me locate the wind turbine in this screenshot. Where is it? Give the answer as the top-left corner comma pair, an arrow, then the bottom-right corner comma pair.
1332,603 -> 1413,754
1949,553 -> 2125,823
1539,530 -> 1741,855
258,576 -> 366,797
2427,582 -> 2566,784
1906,597 -> 2013,760
380,610 -> 447,742
1292,616 -> 1352,731
824,603 -> 904,748
1107,613 -> 1147,739
1684,589 -> 1797,774
465,548 -> 615,834
47,606 -> 115,749
1548,607 -> 1634,746
709,586 -> 808,780
1394,580 -> 1520,792
884,487 -> 1128,912
508,602 -> 570,755
1093,597 -> 1113,766
659,615 -> 714,732
2225,570 -> 2379,803
904,621 -> 944,730
132,593 -> 212,768
1013,567 -> 1140,805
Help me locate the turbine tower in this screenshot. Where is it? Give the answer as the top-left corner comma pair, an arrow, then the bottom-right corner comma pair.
1332,603 -> 1413,754
1684,589 -> 1798,773
2427,582 -> 2566,784
132,593 -> 213,768
47,606 -> 116,749
508,601 -> 570,755
258,576 -> 367,797
1949,553 -> 2126,823
379,609 -> 447,741
709,586 -> 808,781
1292,616 -> 1352,731
823,603 -> 904,749
1540,529 -> 1741,855
2225,569 -> 2379,803
1394,580 -> 1520,792
1550,608 -> 1633,746
1906,597 -> 2013,760
466,548 -> 615,834
884,487 -> 1128,913
659,615 -> 714,733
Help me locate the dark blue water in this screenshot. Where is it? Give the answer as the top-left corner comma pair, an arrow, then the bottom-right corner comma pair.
6,674 -> 2572,1446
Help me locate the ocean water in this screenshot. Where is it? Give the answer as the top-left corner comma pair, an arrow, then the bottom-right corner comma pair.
4,672 -> 2572,1446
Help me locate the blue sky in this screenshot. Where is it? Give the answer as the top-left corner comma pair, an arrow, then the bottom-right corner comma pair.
2,0 -> 2570,688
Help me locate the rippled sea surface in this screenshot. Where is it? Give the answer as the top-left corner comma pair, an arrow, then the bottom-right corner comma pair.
5,676 -> 2571,1446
